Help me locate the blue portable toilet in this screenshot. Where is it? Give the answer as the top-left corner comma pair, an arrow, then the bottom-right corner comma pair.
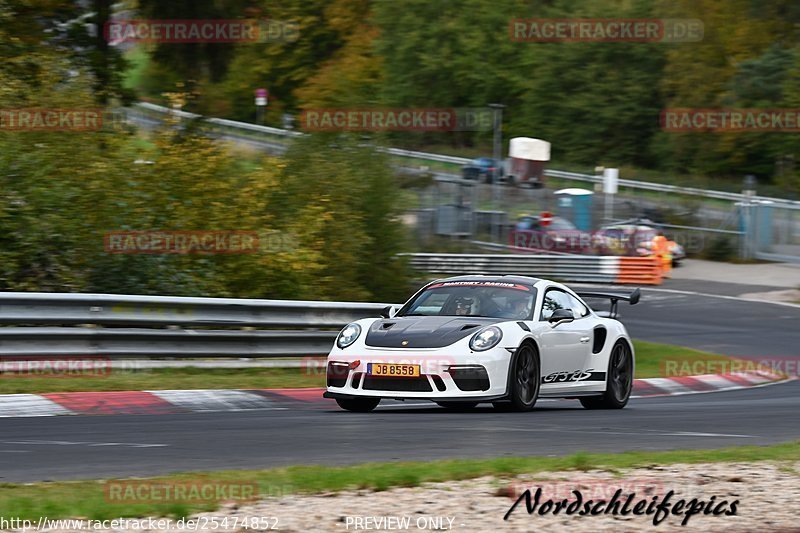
554,188 -> 594,231
754,201 -> 774,250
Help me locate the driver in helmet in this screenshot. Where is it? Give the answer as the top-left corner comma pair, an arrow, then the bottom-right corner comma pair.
500,292 -> 531,319
453,296 -> 475,316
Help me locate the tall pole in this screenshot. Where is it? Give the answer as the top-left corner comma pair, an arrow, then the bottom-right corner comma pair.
489,103 -> 505,240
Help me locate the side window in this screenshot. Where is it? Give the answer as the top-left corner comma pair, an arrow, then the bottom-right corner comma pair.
541,290 -> 571,320
566,293 -> 589,318
540,289 -> 589,320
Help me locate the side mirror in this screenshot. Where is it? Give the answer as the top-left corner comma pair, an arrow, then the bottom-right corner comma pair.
548,308 -> 574,326
380,305 -> 396,319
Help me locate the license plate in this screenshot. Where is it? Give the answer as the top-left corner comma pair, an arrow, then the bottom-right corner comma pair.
367,363 -> 420,377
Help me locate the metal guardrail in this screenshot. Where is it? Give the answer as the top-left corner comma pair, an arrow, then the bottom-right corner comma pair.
0,328 -> 337,358
132,103 -> 800,209
0,293 -> 388,358
403,253 -> 663,285
0,251 -> 659,358
0,292 -> 387,328
135,102 -> 303,139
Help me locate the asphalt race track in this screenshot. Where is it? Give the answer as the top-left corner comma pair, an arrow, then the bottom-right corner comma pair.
0,284 -> 798,483
590,282 -> 799,358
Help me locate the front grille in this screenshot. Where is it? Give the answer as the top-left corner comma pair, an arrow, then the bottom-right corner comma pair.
449,366 -> 490,391
327,362 -> 349,388
362,375 -> 433,392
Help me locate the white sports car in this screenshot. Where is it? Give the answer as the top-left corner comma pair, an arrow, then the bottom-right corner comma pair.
323,275 -> 639,412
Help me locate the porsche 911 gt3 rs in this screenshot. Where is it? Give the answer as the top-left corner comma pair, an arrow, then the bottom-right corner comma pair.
323,275 -> 639,412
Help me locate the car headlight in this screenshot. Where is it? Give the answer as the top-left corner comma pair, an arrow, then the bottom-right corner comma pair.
336,323 -> 362,349
469,326 -> 503,351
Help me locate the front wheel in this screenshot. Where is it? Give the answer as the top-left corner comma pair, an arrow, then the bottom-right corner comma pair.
580,340 -> 633,409
506,343 -> 540,412
336,397 -> 380,412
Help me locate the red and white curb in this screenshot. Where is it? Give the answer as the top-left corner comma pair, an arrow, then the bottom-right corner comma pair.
0,373 -> 791,418
631,371 -> 790,398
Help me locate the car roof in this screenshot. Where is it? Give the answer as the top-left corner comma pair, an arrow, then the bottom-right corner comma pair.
431,274 -> 541,287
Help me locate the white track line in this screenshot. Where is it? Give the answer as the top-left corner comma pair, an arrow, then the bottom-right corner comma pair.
632,286 -> 800,309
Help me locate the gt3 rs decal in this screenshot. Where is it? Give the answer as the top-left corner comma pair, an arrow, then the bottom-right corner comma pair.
541,369 -> 606,383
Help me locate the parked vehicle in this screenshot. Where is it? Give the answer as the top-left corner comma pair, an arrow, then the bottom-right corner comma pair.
596,223 -> 685,265
507,137 -> 550,188
461,157 -> 504,183
510,215 -> 597,254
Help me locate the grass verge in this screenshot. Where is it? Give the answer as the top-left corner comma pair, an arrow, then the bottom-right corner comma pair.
0,341 -> 734,395
0,367 -> 325,395
1,441 -> 797,520
632,340 -> 733,378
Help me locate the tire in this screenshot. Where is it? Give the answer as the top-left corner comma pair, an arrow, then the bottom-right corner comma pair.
435,401 -> 478,411
335,397 -> 380,412
580,340 -> 633,410
506,343 -> 540,412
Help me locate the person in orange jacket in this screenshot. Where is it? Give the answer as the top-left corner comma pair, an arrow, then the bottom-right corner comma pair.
652,235 -> 672,277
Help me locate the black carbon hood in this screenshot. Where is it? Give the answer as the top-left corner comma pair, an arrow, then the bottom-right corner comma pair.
364,316 -> 503,349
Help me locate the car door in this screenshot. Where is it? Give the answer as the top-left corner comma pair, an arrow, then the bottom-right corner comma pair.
537,288 -> 593,390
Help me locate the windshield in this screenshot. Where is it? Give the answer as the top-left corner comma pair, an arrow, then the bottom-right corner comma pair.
398,281 -> 537,320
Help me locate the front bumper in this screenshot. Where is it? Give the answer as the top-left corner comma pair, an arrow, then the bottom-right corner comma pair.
324,348 -> 512,400
323,390 -> 508,402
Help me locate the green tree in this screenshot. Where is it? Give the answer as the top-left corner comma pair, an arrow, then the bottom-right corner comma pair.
275,134 -> 411,302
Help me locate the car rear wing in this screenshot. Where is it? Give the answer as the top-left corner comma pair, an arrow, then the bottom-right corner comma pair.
575,288 -> 640,319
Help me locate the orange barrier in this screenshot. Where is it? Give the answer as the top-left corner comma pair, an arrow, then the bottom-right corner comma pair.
616,257 -> 663,285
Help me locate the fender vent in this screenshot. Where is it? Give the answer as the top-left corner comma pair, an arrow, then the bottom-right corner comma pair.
381,322 -> 395,330
460,324 -> 480,331
592,327 -> 607,354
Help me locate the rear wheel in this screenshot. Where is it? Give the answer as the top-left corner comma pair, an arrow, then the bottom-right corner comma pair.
580,340 -> 633,409
504,343 -> 540,412
435,401 -> 478,411
335,397 -> 380,412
